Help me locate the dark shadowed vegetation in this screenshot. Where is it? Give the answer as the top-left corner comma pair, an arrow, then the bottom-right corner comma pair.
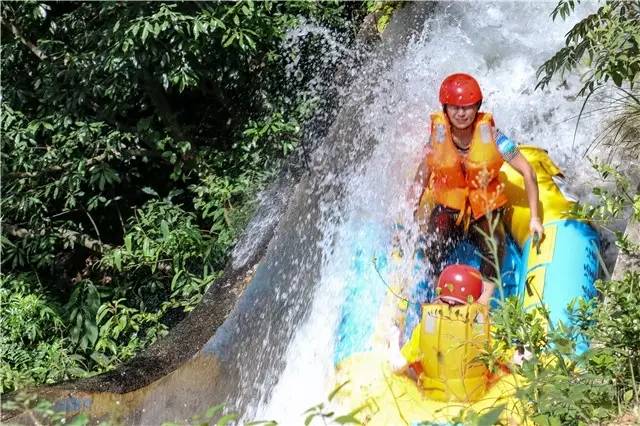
1,0 -> 376,393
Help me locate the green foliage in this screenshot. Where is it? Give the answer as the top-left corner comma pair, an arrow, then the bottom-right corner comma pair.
485,297 -> 615,425
190,166 -> 258,254
65,280 -> 101,352
84,200 -> 217,369
484,247 -> 640,424
589,87 -> 640,159
576,273 -> 640,404
0,274 -> 89,393
537,1 -> 640,94
93,298 -> 166,368
99,200 -> 219,316
538,3 -> 640,160
1,0 -> 368,393
2,392 -> 92,426
571,160 -> 640,255
527,5 -> 640,420
417,404 -> 507,426
302,381 -> 366,426
364,1 -> 404,33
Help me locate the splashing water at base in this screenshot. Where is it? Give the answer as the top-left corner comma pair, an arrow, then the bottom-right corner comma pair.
252,2 -> 607,423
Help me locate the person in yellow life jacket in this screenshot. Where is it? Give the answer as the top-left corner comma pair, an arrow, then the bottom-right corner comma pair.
387,265 -> 494,402
409,73 -> 544,304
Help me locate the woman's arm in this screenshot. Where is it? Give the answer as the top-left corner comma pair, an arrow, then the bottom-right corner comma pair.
408,160 -> 430,207
477,280 -> 495,305
507,153 -> 544,239
408,160 -> 431,234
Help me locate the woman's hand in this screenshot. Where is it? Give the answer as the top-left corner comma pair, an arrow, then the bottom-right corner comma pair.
476,280 -> 495,305
507,153 -> 543,240
410,160 -> 431,223
529,216 -> 544,241
386,325 -> 408,372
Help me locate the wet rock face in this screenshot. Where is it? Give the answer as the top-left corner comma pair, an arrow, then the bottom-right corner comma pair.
612,219 -> 640,281
231,171 -> 300,271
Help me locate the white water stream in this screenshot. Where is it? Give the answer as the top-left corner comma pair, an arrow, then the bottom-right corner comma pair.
253,1 -> 609,423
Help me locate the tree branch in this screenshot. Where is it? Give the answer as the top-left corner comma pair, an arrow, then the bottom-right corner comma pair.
2,223 -> 110,253
2,223 -> 173,273
0,17 -> 47,60
7,148 -> 156,179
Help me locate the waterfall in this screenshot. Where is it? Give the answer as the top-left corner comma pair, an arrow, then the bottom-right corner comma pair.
202,2 -> 612,424
250,2 -> 606,423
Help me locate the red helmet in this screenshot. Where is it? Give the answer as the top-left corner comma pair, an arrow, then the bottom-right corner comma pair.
435,264 -> 483,305
439,73 -> 483,106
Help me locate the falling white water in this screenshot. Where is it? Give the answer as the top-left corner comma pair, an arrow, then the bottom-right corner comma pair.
254,2 -> 608,423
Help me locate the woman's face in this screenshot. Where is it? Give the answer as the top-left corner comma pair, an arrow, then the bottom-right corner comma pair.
445,103 -> 480,130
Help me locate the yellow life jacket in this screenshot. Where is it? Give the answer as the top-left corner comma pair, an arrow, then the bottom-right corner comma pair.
425,112 -> 508,220
401,304 -> 491,402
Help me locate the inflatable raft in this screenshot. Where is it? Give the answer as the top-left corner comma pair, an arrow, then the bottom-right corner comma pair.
333,146 -> 600,424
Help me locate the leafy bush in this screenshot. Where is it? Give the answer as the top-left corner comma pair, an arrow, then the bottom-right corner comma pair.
0,274 -> 88,392
363,1 -> 404,34
537,0 -> 640,94
578,273 -> 640,407
486,297 -> 614,425
483,158 -> 640,425
1,0 -> 370,393
530,4 -> 640,418
571,160 -> 640,257
483,268 -> 640,425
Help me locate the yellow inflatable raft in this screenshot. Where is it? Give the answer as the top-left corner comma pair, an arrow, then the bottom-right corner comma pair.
333,147 -> 599,424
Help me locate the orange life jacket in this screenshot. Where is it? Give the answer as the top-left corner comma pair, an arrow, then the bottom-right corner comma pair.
425,111 -> 508,220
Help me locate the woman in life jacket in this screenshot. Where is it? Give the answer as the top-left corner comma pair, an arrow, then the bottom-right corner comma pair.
410,73 -> 545,304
